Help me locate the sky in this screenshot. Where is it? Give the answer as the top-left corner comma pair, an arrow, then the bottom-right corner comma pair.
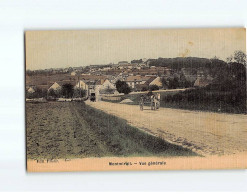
25,28 -> 246,70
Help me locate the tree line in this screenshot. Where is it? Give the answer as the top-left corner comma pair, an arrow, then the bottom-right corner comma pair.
160,51 -> 247,114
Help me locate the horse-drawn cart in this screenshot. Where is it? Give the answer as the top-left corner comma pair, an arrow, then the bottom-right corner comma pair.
139,93 -> 160,111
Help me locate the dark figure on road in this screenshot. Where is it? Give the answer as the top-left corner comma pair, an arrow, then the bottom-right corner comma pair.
151,94 -> 155,110
139,95 -> 144,111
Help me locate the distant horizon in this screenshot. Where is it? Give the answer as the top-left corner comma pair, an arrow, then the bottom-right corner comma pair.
26,54 -> 244,71
25,28 -> 246,70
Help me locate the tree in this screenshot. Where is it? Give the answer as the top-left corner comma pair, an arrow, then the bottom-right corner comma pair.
161,77 -> 168,89
48,89 -> 58,98
131,59 -> 143,64
115,80 -> 131,94
149,85 -> 159,91
61,83 -> 74,98
233,50 -> 246,65
115,80 -> 123,91
208,57 -> 228,78
212,56 -> 219,60
26,87 -> 47,99
168,78 -> 179,89
73,88 -> 87,98
179,74 -> 194,88
141,86 -> 148,91
226,55 -> 233,63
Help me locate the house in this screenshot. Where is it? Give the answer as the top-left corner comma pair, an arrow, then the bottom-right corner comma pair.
48,80 -> 77,92
48,82 -> 61,91
74,80 -> 88,90
27,87 -> 35,93
96,79 -> 117,101
135,76 -> 162,91
103,67 -> 111,71
80,75 -> 107,98
107,73 -> 126,85
181,68 -> 197,82
125,75 -> 151,89
74,80 -> 89,97
146,76 -> 162,87
70,71 -> 77,76
98,79 -> 116,94
194,75 -> 213,87
135,84 -> 149,92
194,71 -> 213,87
84,79 -> 103,101
85,80 -> 97,98
194,77 -> 212,87
84,79 -> 116,101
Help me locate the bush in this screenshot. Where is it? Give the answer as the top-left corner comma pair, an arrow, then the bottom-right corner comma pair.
149,85 -> 159,91
26,88 -> 47,99
73,88 -> 87,98
161,86 -> 246,114
48,89 -> 59,98
116,80 -> 131,94
61,83 -> 74,98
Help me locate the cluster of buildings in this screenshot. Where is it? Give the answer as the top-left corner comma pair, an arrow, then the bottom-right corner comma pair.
26,74 -> 117,101
26,59 -> 214,101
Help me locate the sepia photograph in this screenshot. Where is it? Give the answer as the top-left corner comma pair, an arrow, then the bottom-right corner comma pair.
25,28 -> 247,172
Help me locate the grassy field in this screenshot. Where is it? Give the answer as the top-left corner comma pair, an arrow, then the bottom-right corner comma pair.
26,101 -> 197,160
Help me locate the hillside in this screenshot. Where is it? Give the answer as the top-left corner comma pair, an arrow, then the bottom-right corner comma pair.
149,57 -> 227,70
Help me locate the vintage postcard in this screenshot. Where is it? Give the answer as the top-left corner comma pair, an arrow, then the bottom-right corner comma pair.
25,28 -> 247,172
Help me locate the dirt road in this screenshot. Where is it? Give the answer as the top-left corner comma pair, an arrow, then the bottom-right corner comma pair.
86,101 -> 247,156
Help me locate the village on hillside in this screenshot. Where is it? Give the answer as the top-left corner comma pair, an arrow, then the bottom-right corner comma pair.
25,29 -> 247,173
26,58 -> 213,101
